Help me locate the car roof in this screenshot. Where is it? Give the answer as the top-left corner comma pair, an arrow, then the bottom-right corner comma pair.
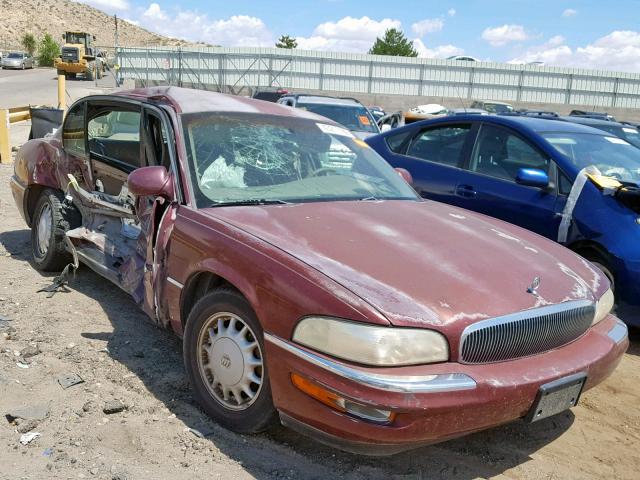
559,115 -> 629,129
113,86 -> 336,122
475,100 -> 512,106
284,95 -> 364,106
399,113 -> 615,137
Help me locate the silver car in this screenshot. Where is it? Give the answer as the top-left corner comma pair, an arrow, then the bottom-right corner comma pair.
1,52 -> 34,70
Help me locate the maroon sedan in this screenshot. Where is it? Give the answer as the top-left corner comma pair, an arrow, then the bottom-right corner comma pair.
10,87 -> 627,454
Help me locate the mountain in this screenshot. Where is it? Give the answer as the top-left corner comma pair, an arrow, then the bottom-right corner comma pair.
0,0 -> 200,51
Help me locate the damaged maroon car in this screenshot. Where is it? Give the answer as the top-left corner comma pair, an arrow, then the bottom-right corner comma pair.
10,87 -> 628,455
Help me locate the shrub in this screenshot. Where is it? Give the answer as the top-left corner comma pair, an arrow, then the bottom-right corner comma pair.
37,33 -> 60,67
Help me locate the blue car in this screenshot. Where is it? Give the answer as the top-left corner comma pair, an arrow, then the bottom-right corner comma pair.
366,115 -> 640,326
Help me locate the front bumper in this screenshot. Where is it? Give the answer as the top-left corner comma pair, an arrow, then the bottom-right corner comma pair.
54,60 -> 88,74
265,315 -> 628,455
1,62 -> 22,68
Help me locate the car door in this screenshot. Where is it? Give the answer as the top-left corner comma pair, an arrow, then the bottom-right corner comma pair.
381,122 -> 477,207
453,123 -> 563,239
62,99 -> 180,323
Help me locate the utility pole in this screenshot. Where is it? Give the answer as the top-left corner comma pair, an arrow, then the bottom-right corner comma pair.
114,15 -> 119,87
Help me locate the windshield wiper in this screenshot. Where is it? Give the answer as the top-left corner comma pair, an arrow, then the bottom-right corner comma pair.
210,199 -> 292,207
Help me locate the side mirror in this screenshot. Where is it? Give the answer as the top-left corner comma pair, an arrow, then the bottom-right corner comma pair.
516,168 -> 549,189
127,166 -> 174,198
380,124 -> 392,133
395,167 -> 413,185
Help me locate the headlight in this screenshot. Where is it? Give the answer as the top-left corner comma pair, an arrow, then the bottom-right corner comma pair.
593,288 -> 614,325
292,317 -> 449,366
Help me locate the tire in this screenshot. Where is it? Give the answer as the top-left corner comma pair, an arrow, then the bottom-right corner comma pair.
85,63 -> 94,81
31,189 -> 80,272
183,289 -> 277,434
21,63 -> 25,70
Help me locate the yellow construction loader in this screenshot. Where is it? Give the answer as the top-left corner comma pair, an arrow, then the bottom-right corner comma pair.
54,31 -> 105,81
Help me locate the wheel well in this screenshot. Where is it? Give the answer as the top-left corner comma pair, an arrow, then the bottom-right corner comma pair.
568,240 -> 615,278
180,272 -> 240,328
25,184 -> 47,226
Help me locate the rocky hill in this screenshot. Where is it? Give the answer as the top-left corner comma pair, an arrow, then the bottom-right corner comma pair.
0,0 -> 199,52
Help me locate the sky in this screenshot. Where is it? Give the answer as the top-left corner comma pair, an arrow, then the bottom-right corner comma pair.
79,0 -> 640,73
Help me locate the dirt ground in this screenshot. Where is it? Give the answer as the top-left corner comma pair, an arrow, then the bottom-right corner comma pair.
0,163 -> 639,480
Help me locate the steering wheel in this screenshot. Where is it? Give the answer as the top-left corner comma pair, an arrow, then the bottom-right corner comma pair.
311,167 -> 338,177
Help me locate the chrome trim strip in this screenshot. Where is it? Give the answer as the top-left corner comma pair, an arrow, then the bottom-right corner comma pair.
167,276 -> 184,289
607,320 -> 628,344
459,300 -> 595,363
265,333 -> 476,394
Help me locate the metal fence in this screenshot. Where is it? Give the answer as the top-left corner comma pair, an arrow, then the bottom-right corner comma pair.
116,46 -> 640,109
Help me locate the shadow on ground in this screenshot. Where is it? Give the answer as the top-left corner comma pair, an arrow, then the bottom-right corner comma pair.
626,328 -> 640,357
1,227 -> 579,480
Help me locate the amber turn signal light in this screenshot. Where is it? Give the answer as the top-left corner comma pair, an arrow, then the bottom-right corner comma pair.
291,373 -> 346,413
291,373 -> 395,424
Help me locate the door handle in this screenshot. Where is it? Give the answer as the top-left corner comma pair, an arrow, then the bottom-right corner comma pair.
455,184 -> 477,198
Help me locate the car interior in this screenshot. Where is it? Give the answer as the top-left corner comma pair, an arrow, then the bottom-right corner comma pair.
470,125 -> 550,181
406,126 -> 470,167
81,103 -> 172,196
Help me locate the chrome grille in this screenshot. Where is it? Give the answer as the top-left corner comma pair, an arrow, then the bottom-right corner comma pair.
460,301 -> 595,364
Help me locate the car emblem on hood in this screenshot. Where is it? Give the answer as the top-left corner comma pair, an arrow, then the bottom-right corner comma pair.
527,276 -> 541,296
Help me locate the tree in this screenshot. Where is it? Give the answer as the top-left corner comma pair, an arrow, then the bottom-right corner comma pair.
368,28 -> 418,57
21,33 -> 37,56
37,34 -> 61,67
275,35 -> 297,49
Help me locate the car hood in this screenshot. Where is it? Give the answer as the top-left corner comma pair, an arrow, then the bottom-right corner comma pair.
203,200 -> 604,330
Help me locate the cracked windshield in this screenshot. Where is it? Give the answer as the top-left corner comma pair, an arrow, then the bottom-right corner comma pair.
182,113 -> 417,206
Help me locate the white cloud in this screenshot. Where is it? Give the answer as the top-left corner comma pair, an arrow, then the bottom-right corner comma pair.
136,3 -> 273,46
412,18 -> 444,37
562,8 -> 578,17
297,16 -> 401,52
143,3 -> 167,21
509,31 -> 640,72
77,0 -> 130,11
413,39 -> 464,59
448,8 -> 456,17
481,24 -> 530,47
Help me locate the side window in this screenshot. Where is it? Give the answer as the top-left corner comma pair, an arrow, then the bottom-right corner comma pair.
558,169 -> 573,195
470,125 -> 550,182
62,103 -> 86,157
405,125 -> 471,167
385,130 -> 412,153
87,107 -> 141,170
143,110 -> 171,169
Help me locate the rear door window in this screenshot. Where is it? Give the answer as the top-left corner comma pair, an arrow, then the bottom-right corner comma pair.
385,130 -> 413,154
405,125 -> 472,167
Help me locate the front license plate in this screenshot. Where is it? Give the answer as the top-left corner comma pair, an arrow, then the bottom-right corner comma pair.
526,372 -> 586,423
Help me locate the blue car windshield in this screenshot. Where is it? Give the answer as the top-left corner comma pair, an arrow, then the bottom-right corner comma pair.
543,132 -> 640,184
